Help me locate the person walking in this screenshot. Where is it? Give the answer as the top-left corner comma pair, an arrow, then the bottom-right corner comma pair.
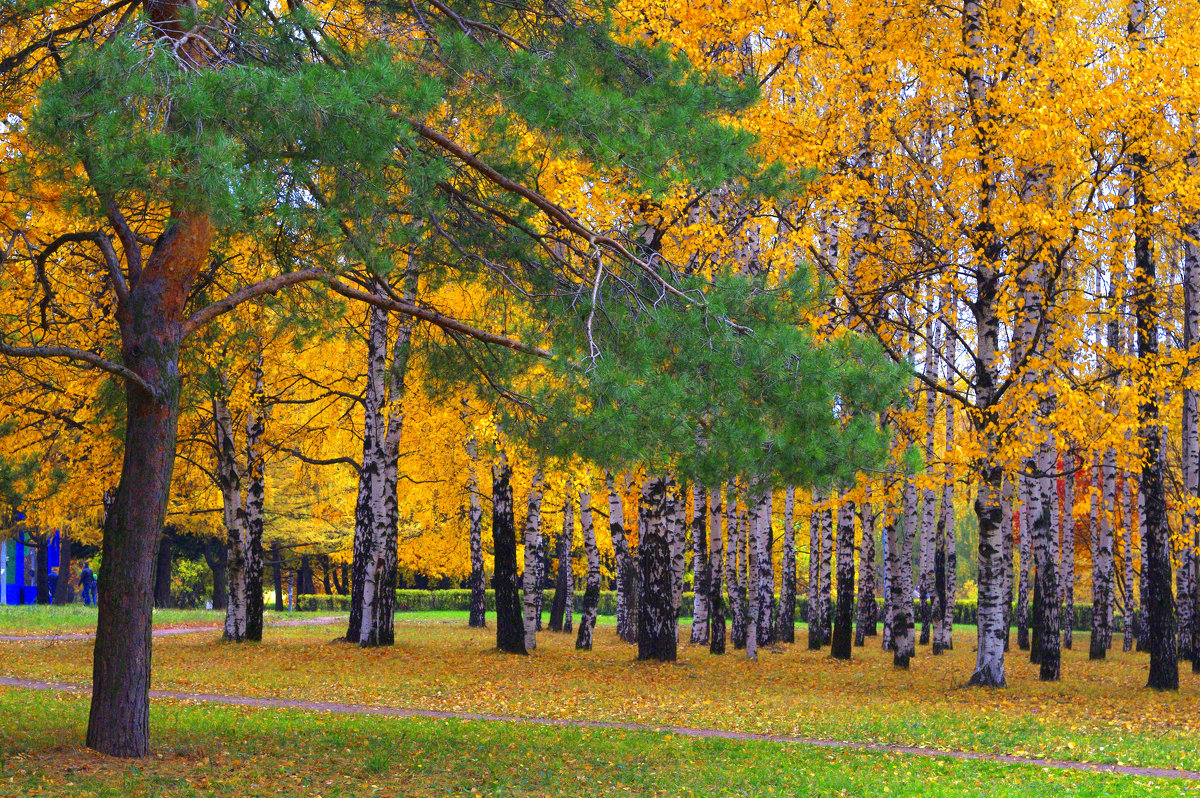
79,562 -> 96,607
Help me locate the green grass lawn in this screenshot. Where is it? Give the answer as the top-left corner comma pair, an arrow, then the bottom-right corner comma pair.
0,688 -> 1188,797
0,605 -> 342,634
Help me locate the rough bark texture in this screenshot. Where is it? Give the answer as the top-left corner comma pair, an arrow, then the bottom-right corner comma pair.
576,488 -> 600,650
1032,437 -> 1061,681
1061,463 -> 1075,650
855,488 -> 877,646
819,494 -> 834,647
894,471 -> 917,669
1001,474 -> 1014,652
549,484 -> 574,633
638,477 -> 676,662
831,494 -> 856,660
466,435 -> 487,628
668,486 -> 687,638
807,488 -> 825,650
754,487 -> 775,647
1017,474 -> 1032,651
520,471 -> 546,650
709,485 -> 727,654
606,473 -> 636,644
1185,221 -> 1200,671
690,485 -> 710,644
778,486 -> 797,644
727,485 -> 747,650
492,455 -> 524,654
918,318 -> 939,647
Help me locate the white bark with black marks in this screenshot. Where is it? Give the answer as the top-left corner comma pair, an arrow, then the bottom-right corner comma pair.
638,476 -> 677,661
690,484 -> 710,644
754,486 -> 775,647
855,487 -> 877,646
708,485 -> 727,654
778,486 -> 797,644
466,434 -> 486,628
521,471 -> 545,651
576,488 -> 600,650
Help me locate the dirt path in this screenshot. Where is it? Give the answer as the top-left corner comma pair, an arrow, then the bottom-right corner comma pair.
0,615 -> 344,642
1,675 -> 1196,781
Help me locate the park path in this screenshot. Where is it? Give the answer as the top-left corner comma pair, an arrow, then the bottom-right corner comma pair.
1,675 -> 1197,782
0,615 -> 344,642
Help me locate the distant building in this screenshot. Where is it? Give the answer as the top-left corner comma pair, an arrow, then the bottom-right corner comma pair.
0,531 -> 62,605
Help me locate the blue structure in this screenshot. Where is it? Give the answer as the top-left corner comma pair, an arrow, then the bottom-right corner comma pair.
0,530 -> 61,605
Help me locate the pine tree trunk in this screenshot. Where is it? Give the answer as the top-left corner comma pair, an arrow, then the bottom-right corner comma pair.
576,488 -> 600,650
754,486 -> 775,647
831,493 -> 856,659
492,454 -> 524,654
638,476 -> 676,662
690,485 -> 710,644
778,486 -> 797,644
521,471 -> 546,650
466,436 -> 487,628
855,488 -> 876,645
709,484 -> 727,654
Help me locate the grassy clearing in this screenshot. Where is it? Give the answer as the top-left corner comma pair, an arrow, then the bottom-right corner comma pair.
2,610 -> 1198,774
0,688 -> 1189,797
0,605 -> 348,635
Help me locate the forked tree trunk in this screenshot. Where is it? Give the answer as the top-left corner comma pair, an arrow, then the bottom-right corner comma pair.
709,484 -> 727,654
638,477 -> 676,662
576,488 -> 601,650
521,471 -> 546,650
778,486 -> 797,644
690,485 -> 710,644
492,454 -> 524,654
466,435 -> 486,628
831,493 -> 856,660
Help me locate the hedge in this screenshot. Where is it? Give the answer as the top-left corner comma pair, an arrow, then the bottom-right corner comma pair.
295,590 -> 1121,632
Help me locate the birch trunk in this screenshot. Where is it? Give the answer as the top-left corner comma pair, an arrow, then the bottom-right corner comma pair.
831,493 -> 856,659
606,473 -> 636,643
492,453 -> 524,654
520,471 -> 545,651
1184,220 -> 1200,670
1061,463 -> 1075,649
214,392 -> 248,642
243,358 -> 266,642
709,485 -> 727,654
855,488 -> 876,645
1033,436 -> 1061,680
778,486 -> 797,644
638,476 -> 676,662
918,317 -> 939,647
819,493 -> 835,647
466,435 -> 486,628
576,488 -> 600,650
690,485 -> 710,644
894,469 -> 917,668
550,483 -> 574,633
669,485 -> 687,638
727,485 -> 747,649
1016,473 -> 1032,651
1128,0 -> 1177,688
754,486 -> 775,647
1001,474 -> 1014,652
746,506 -> 759,662
939,301 -> 958,652
1122,468 -> 1135,652
1091,449 -> 1116,659
808,489 -> 824,650
563,490 -> 576,634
